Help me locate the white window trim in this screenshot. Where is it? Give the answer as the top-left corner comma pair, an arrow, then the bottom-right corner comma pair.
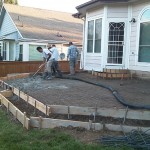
136,6 -> 150,66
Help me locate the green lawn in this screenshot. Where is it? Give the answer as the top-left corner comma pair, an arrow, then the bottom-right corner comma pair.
0,109 -> 133,150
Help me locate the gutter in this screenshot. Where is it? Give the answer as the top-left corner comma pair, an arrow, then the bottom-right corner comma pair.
76,0 -> 140,10
18,38 -> 68,43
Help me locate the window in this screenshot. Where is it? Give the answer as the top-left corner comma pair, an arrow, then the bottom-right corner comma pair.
19,45 -> 23,61
87,18 -> 102,53
138,9 -> 150,62
29,44 -> 46,61
3,42 -> 7,60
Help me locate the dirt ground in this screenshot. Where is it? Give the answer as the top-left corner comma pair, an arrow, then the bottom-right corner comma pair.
5,72 -> 150,108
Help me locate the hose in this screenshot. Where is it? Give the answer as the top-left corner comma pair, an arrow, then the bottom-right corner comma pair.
98,129 -> 150,149
60,76 -> 150,110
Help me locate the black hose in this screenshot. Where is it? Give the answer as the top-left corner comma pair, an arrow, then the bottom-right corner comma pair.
99,129 -> 150,149
60,76 -> 150,110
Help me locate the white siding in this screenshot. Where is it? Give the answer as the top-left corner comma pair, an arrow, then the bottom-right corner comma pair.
129,1 -> 150,71
84,8 -> 104,71
84,54 -> 102,71
107,4 -> 128,18
87,7 -> 104,18
0,12 -> 17,37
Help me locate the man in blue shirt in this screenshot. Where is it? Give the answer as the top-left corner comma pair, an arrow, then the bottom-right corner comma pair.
67,42 -> 79,75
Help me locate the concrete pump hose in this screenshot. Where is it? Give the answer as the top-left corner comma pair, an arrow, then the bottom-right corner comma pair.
60,76 -> 150,110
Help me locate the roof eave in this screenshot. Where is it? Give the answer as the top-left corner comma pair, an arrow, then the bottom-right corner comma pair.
19,38 -> 68,44
76,0 -> 140,17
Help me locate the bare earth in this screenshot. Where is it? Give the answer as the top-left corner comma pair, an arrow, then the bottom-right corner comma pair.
5,72 -> 150,109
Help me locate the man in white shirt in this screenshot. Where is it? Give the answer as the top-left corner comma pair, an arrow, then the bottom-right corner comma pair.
36,47 -> 53,80
50,44 -> 62,77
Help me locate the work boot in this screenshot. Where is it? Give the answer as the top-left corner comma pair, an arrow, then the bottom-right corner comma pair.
47,72 -> 52,80
42,72 -> 48,80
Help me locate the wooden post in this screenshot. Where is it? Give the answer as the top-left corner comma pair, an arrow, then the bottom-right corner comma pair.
7,102 -> 9,114
89,120 -> 92,130
47,106 -> 51,116
68,106 -> 70,120
34,101 -> 37,115
15,109 -> 18,120
18,88 -> 20,101
2,81 -> 4,89
123,106 -> 128,124
46,105 -> 48,116
26,95 -> 29,107
12,87 -> 14,96
23,112 -> 26,128
39,116 -> 42,129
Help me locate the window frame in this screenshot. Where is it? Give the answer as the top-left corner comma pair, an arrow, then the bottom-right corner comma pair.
86,17 -> 102,54
138,8 -> 150,63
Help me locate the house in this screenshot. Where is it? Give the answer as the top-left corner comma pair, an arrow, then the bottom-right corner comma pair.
0,4 -> 83,61
75,0 -> 150,74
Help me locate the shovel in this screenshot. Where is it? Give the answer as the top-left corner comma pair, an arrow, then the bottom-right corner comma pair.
32,63 -> 46,78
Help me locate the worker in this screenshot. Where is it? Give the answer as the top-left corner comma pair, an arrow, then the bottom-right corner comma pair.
50,44 -> 62,77
67,42 -> 79,75
36,46 -> 52,80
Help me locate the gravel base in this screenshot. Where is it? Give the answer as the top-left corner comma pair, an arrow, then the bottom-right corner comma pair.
5,72 -> 150,109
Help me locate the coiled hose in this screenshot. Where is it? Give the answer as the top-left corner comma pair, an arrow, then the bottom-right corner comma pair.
98,129 -> 150,149
60,76 -> 150,110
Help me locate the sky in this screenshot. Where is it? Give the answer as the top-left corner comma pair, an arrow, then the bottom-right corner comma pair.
18,0 -> 88,13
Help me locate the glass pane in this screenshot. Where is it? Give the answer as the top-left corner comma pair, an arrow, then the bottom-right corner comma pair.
94,19 -> 102,53
140,22 -> 150,45
139,46 -> 150,62
19,45 -> 23,54
95,40 -> 101,53
141,9 -> 150,21
95,19 -> 102,39
18,54 -> 23,61
87,20 -> 94,53
87,40 -> 93,53
88,20 -> 94,39
29,45 -> 46,61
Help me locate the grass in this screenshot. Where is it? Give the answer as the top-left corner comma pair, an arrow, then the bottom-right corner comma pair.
0,108 -> 133,150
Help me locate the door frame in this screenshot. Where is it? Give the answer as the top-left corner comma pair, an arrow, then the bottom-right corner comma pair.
104,18 -> 128,69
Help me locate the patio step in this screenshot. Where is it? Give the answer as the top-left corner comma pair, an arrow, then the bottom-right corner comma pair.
93,69 -> 131,79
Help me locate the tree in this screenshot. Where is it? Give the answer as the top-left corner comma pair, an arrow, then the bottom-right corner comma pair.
0,0 -> 3,9
4,0 -> 18,5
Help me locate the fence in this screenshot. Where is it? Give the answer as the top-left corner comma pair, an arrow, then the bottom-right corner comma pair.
0,61 -> 80,77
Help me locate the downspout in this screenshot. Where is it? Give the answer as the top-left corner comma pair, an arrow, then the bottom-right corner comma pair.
127,4 -> 132,70
101,5 -> 108,71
